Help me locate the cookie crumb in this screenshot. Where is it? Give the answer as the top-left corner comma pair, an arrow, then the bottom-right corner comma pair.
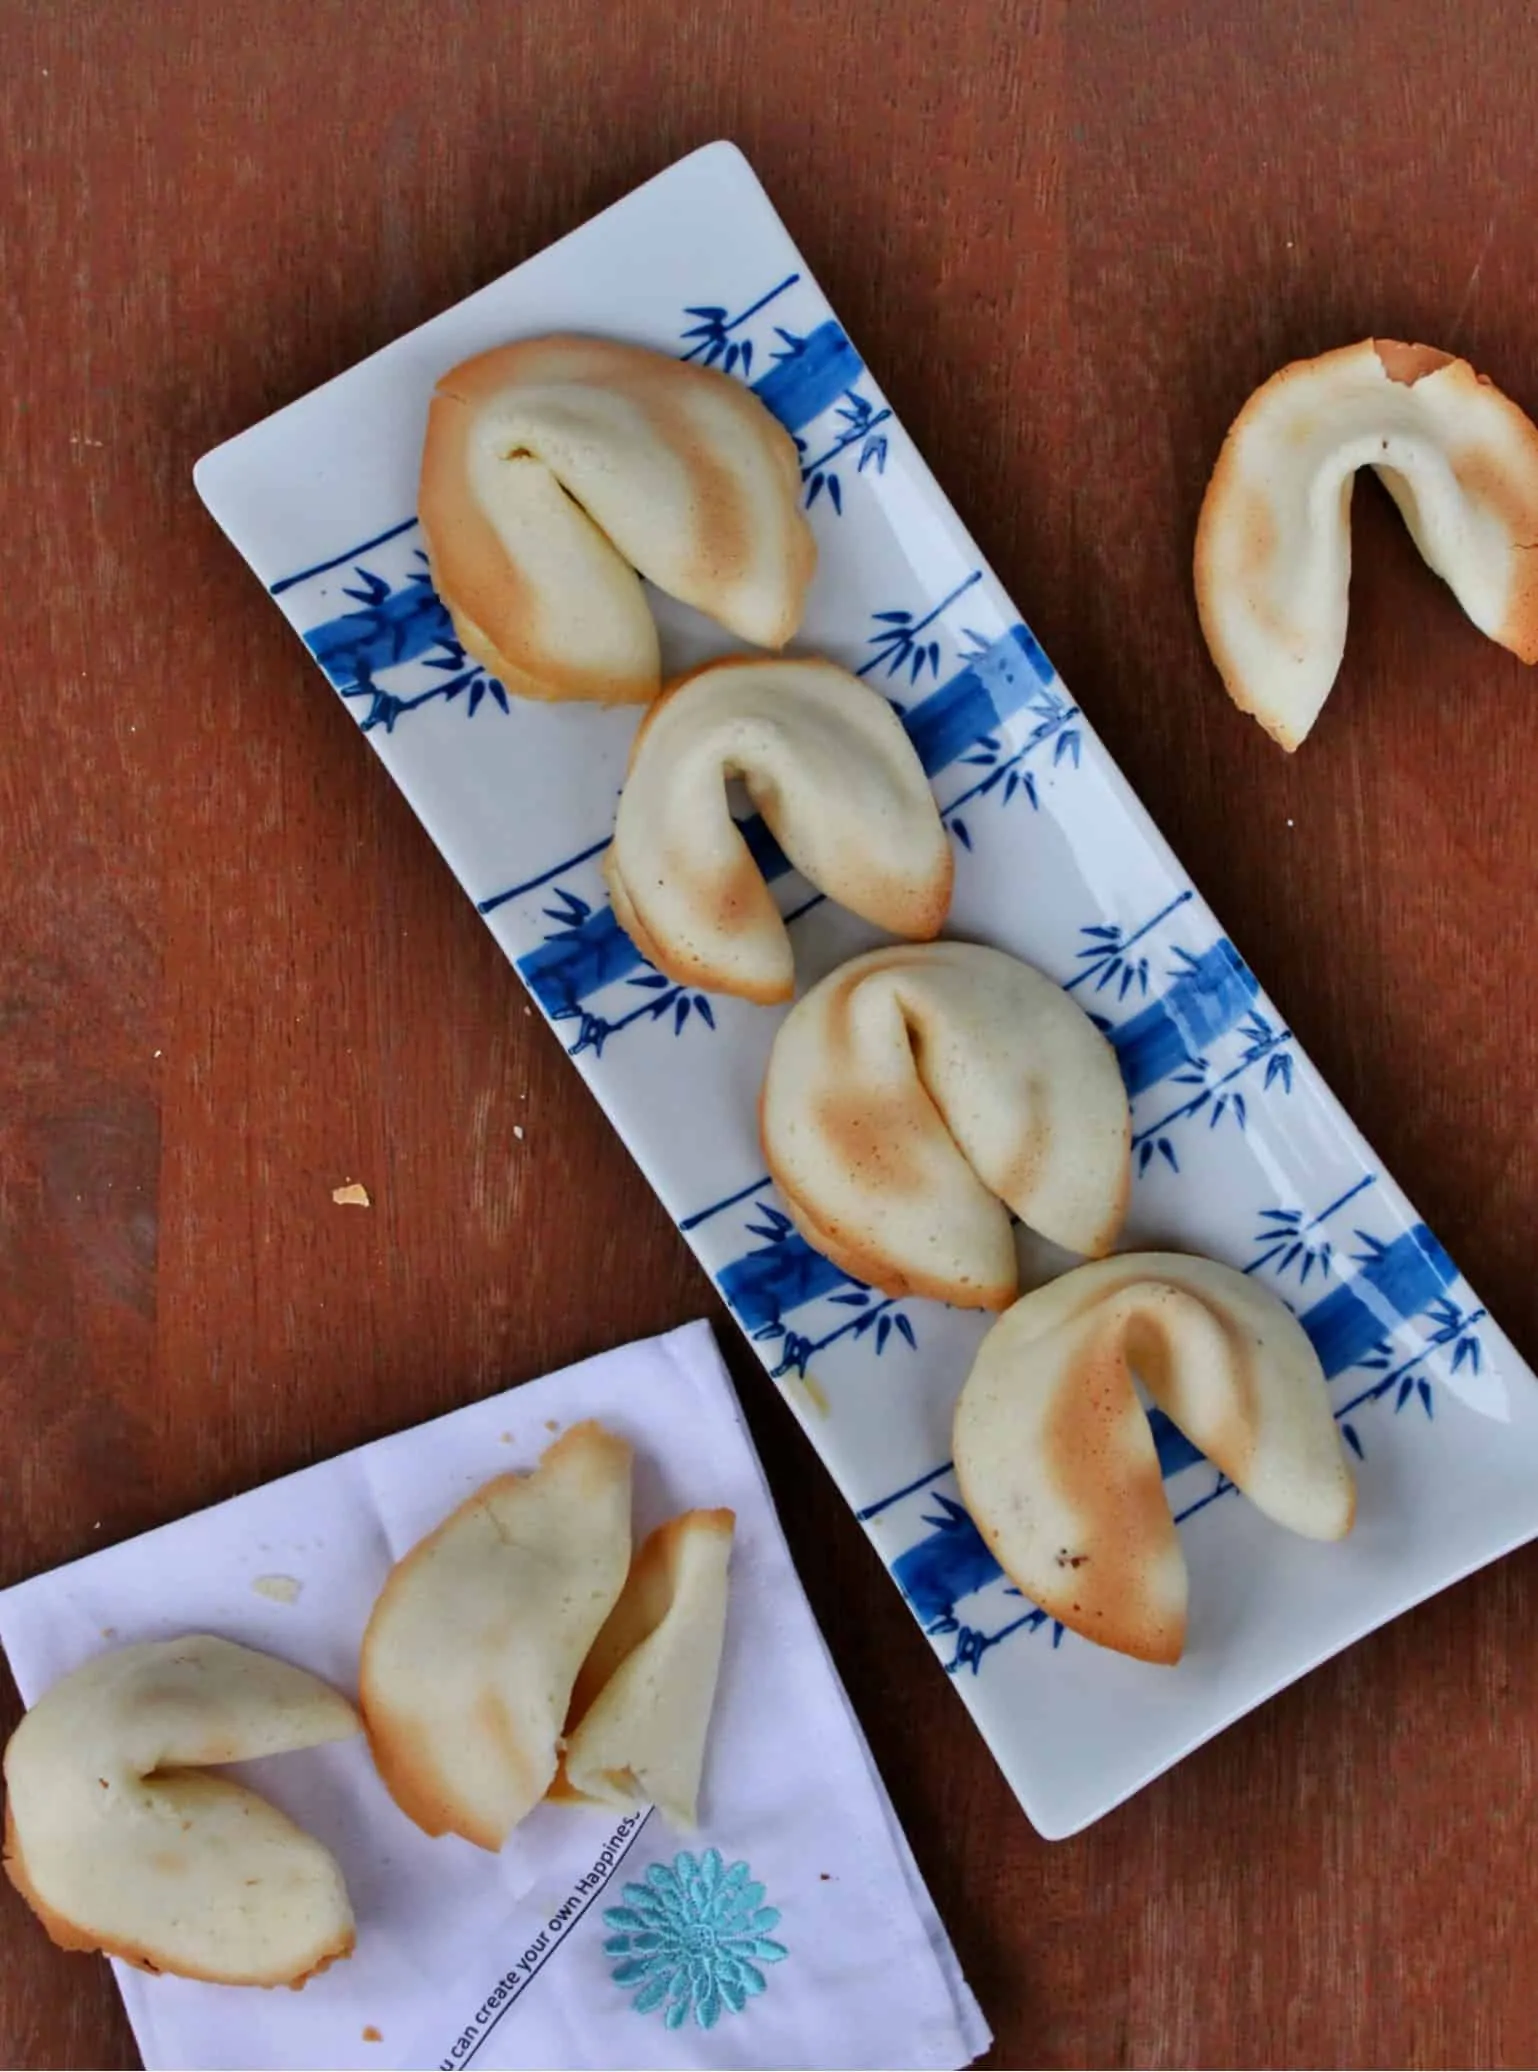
332,1181 -> 371,1208
513,1125 -> 525,1141
362,2027 -> 383,2044
544,1419 -> 560,1432
792,1369 -> 830,1417
253,1574 -> 302,1605
499,1431 -> 514,1444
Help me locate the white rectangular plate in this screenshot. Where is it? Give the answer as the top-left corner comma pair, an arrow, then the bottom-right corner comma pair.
196,141 -> 1538,1839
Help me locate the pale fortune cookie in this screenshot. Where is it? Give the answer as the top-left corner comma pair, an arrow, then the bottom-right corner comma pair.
953,1253 -> 1355,1665
760,941 -> 1131,1312
606,656 -> 952,1003
419,336 -> 815,705
3,1635 -> 359,1987
1196,338 -> 1538,749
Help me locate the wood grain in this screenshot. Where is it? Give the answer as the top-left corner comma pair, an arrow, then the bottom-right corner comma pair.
3,0 -> 1537,2063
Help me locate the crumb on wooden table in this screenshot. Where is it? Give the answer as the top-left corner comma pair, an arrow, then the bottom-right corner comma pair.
332,1181 -> 371,1208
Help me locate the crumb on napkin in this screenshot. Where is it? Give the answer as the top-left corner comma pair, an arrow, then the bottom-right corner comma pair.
252,1574 -> 302,1605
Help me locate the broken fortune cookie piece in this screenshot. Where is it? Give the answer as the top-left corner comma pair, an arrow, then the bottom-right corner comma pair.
952,1253 -> 1355,1665
418,335 -> 816,705
606,655 -> 953,1003
359,1422 -> 632,1850
551,1507 -> 734,1828
1195,338 -> 1538,749
2,1634 -> 359,1986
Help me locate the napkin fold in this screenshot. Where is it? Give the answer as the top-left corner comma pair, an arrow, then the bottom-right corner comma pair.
0,1322 -> 989,2072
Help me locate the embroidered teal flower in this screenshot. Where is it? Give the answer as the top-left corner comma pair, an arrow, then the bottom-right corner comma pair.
603,1847 -> 788,2029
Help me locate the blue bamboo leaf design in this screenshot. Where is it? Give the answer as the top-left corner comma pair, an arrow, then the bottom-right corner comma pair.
694,994 -> 716,1029
827,474 -> 843,515
951,817 -> 972,850
895,1312 -> 916,1349
1342,1423 -> 1364,1459
341,569 -> 391,607
542,888 -> 592,930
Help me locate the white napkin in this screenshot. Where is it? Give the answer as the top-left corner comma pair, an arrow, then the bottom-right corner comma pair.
0,1321 -> 989,2072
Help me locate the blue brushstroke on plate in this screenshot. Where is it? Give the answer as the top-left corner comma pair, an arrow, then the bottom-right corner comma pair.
750,320 -> 864,430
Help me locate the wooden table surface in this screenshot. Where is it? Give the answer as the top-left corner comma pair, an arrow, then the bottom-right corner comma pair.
4,1 -> 1537,2065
